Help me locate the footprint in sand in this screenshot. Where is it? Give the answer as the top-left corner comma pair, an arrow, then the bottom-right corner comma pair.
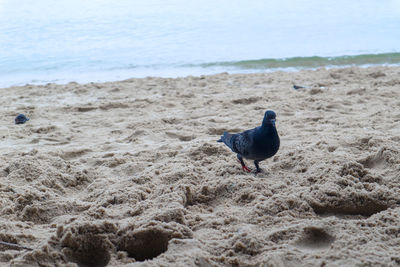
295,227 -> 335,250
231,97 -> 259,105
60,149 -> 93,160
166,131 -> 196,142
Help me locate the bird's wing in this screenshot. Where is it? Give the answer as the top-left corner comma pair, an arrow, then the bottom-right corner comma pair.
232,128 -> 256,156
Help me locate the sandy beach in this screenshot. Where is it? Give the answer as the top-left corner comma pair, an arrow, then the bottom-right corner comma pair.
0,66 -> 399,266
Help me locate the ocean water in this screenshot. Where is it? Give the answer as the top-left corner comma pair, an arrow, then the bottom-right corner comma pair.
0,0 -> 399,87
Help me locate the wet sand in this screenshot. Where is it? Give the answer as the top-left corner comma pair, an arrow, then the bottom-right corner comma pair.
0,66 -> 399,266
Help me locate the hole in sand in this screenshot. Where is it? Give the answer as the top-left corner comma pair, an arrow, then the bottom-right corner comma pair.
63,235 -> 110,267
311,200 -> 389,217
118,228 -> 170,261
295,227 -> 335,249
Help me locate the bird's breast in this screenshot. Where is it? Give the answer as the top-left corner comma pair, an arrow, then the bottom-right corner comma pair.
251,131 -> 280,159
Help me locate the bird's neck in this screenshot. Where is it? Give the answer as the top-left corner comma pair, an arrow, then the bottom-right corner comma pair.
260,124 -> 277,134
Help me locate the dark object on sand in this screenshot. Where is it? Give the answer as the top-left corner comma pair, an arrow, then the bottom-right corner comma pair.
217,110 -> 280,173
293,85 -> 305,90
0,240 -> 33,251
15,114 -> 29,124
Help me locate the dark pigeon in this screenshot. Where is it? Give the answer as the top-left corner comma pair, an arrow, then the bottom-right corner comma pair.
15,114 -> 29,124
217,110 -> 280,173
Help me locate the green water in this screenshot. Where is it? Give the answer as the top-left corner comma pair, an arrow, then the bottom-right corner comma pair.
197,53 -> 400,69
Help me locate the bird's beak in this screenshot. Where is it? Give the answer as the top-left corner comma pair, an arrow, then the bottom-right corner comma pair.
271,119 -> 276,126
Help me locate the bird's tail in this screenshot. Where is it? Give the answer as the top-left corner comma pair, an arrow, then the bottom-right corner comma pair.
217,131 -> 227,142
217,132 -> 235,151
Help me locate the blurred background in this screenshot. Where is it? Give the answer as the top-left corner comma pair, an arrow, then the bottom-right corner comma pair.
0,0 -> 399,86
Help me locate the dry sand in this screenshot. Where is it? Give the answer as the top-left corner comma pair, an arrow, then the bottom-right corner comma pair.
0,66 -> 399,266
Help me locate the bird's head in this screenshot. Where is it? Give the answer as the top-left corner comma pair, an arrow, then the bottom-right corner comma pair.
262,110 -> 276,127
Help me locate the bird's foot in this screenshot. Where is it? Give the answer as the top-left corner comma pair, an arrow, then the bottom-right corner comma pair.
242,165 -> 252,172
254,168 -> 263,174
237,159 -> 252,173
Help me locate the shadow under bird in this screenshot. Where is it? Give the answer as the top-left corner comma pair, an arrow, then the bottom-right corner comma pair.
217,110 -> 280,173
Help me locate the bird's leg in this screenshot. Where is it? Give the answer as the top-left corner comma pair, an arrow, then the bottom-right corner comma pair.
254,160 -> 262,173
237,154 -> 251,172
